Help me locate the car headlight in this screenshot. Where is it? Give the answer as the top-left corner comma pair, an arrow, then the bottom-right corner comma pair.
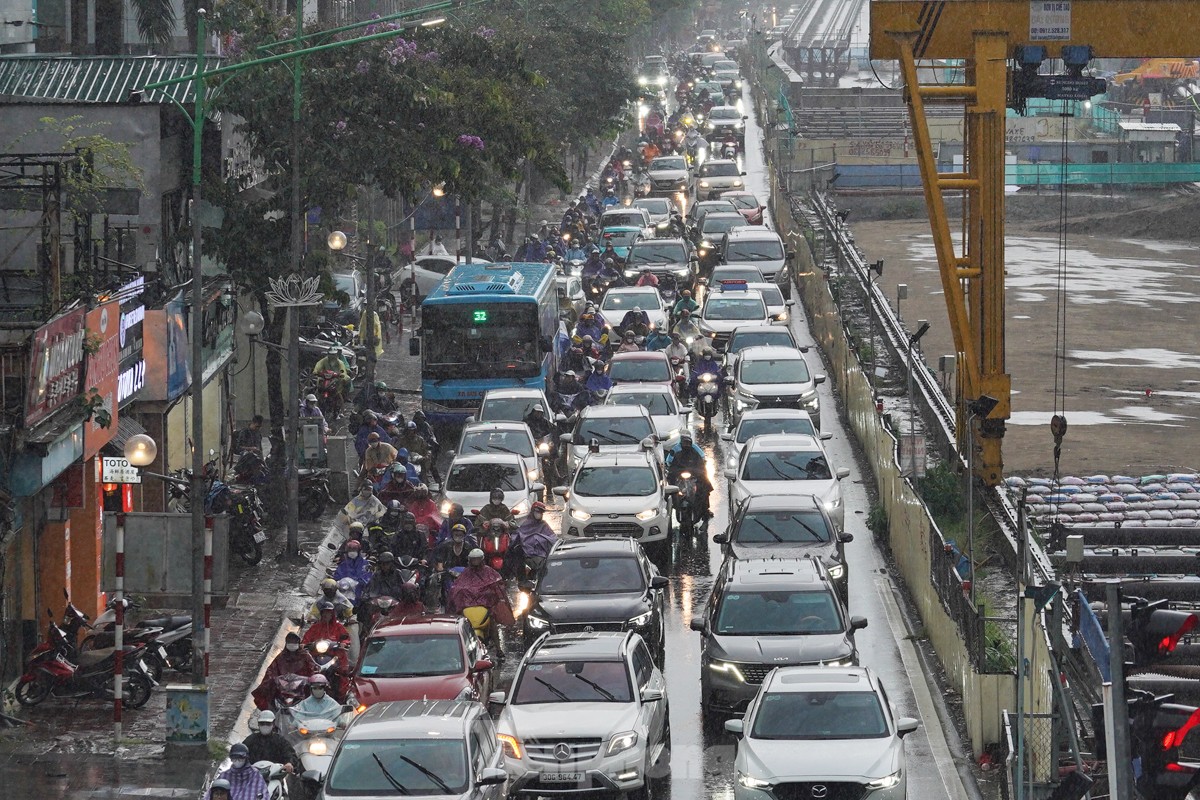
657,76 -> 667,87
607,731 -> 639,756
665,427 -> 681,440
699,180 -> 710,188
866,771 -> 902,790
700,240 -> 713,249
776,312 -> 788,321
625,269 -> 639,277
824,497 -> 841,510
656,221 -> 668,229
526,468 -> 539,480
706,122 -> 715,130
630,610 -> 653,627
527,614 -> 549,629
826,563 -> 845,579
570,508 -> 592,521
734,120 -> 744,129
675,267 -> 690,276
707,660 -> 745,682
638,76 -> 649,86
738,772 -> 773,790
308,739 -> 329,756
537,442 -> 551,454
635,508 -> 658,521
733,179 -> 743,187
498,733 -> 523,759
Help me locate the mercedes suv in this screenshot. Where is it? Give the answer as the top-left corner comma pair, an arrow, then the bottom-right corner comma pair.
690,557 -> 866,716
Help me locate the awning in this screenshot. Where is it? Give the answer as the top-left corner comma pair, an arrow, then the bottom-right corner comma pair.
0,56 -> 223,105
103,415 -> 149,457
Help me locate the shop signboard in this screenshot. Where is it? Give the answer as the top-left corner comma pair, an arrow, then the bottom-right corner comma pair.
82,301 -> 121,460
26,307 -> 87,428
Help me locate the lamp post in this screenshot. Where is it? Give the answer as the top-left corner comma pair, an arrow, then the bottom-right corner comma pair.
113,432 -> 157,743
905,321 -> 931,476
329,229 -> 377,391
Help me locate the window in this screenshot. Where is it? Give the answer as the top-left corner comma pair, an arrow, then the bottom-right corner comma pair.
608,358 -> 672,383
725,240 -> 785,262
512,660 -> 633,704
701,217 -> 746,237
736,416 -> 816,443
629,243 -> 688,265
609,391 -> 674,415
471,719 -> 496,772
652,157 -> 687,171
326,739 -> 468,795
479,397 -> 543,422
735,510 -> 832,544
461,430 -> 535,457
728,330 -> 795,354
725,194 -> 761,210
602,290 -> 661,313
575,416 -> 654,446
710,106 -> 740,118
700,162 -> 740,177
632,643 -> 654,689
740,357 -> 810,385
704,297 -> 766,321
358,634 -> 465,678
445,462 -> 523,492
750,691 -> 889,740
573,466 -> 658,498
540,555 -> 647,593
742,451 -> 831,481
715,590 -> 841,635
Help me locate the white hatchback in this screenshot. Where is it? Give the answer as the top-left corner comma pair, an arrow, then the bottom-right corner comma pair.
442,452 -> 544,520
555,450 -> 676,547
605,383 -> 691,451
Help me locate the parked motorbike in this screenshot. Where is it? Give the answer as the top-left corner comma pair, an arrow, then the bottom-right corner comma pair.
695,372 -> 720,431
16,609 -> 155,708
81,598 -> 186,680
298,467 -> 335,520
206,480 -> 267,565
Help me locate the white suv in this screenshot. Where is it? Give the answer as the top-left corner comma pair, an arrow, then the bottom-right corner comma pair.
493,631 -> 670,800
728,666 -> 918,800
694,158 -> 746,200
554,449 -> 676,551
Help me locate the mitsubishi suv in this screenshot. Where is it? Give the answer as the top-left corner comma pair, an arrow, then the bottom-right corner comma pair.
690,557 -> 866,716
492,631 -> 670,799
727,345 -> 825,428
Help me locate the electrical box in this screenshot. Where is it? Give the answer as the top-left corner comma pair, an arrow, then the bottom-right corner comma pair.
1066,535 -> 1085,564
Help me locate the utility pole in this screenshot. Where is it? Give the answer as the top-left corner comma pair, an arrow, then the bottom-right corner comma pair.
285,0 -> 303,557
1106,581 -> 1134,800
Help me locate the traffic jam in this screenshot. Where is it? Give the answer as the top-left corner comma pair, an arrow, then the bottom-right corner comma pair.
220,23 -> 956,800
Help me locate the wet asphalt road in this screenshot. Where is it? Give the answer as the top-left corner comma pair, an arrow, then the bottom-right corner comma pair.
483,84 -> 969,800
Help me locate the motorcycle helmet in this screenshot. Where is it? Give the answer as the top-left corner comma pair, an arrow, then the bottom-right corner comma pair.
230,743 -> 250,760
703,348 -> 715,358
581,334 -> 594,345
305,393 -> 318,403
397,447 -> 410,461
316,599 -> 336,614
413,485 -> 431,501
309,674 -> 329,690
406,420 -> 417,430
376,551 -> 396,565
468,548 -> 486,562
386,499 -> 404,514
210,779 -> 232,792
531,501 -> 547,514
348,521 -> 365,534
451,523 -> 468,536
375,381 -> 387,389
258,711 -> 276,725
391,463 -> 406,475
337,577 -> 358,596
345,539 -> 362,552
403,511 -> 417,527
489,489 -> 504,504
413,410 -> 426,421
320,577 -> 338,591
604,257 -> 615,265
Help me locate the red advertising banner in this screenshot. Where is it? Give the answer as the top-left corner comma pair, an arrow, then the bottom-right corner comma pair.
26,307 -> 87,428
82,301 -> 120,460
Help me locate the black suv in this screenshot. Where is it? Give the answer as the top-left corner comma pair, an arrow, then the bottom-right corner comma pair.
715,494 -> 853,600
690,557 -> 866,716
520,538 -> 668,656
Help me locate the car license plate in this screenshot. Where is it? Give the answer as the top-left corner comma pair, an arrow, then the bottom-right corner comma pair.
540,773 -> 583,784
253,530 -> 268,543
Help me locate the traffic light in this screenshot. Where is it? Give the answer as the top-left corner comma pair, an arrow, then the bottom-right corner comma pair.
1124,599 -> 1199,667
1130,692 -> 1200,800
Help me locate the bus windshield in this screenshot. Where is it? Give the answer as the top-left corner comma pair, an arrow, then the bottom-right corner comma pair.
423,303 -> 541,380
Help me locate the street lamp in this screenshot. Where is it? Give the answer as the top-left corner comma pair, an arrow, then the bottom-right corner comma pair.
905,321 -> 931,476
112,433 -> 157,742
965,394 -> 999,606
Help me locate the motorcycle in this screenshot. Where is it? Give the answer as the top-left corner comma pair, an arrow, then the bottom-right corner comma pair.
672,471 -> 701,534
480,522 -> 511,575
306,639 -> 350,703
669,355 -> 690,402
253,761 -> 291,800
694,372 -> 721,431
535,434 -> 561,489
284,712 -> 346,784
206,480 -> 267,565
16,609 -> 155,708
721,138 -> 739,160
82,598 -> 190,678
269,673 -> 311,719
298,467 -> 336,520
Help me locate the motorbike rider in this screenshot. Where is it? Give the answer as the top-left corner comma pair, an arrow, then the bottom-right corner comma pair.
388,582 -> 427,619
564,239 -> 587,263
665,331 -> 691,363
206,779 -> 232,800
332,540 -> 372,602
435,503 -> 474,545
672,307 -> 702,338
302,600 -> 351,701
672,289 -> 700,320
690,347 -> 724,396
523,405 -> 556,441
252,632 -> 317,710
362,551 -> 409,604
573,312 -> 606,345
684,127 -> 704,159
665,432 -> 713,518
372,382 -> 399,414
476,489 -> 514,527
353,412 -> 391,459
644,326 -> 672,351
410,411 -> 442,486
308,577 -> 356,624
619,306 -> 651,337
362,432 -> 398,473
584,187 -> 601,216
617,330 -> 642,353
406,484 -> 443,530
291,674 -> 344,726
244,711 -> 302,774
312,348 -> 351,396
213,743 -> 268,800
338,482 -> 386,530
396,421 -> 429,464
635,268 -> 659,288
394,449 -> 422,485
435,524 -> 476,572
447,549 -> 512,632
510,501 -> 557,576
600,241 -> 626,270
391,511 -> 427,560
299,394 -> 329,436
602,188 -> 620,209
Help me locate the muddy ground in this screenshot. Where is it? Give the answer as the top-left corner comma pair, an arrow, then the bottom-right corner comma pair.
838,189 -> 1200,477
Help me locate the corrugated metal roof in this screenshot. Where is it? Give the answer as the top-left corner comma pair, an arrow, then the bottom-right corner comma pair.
0,56 -> 223,105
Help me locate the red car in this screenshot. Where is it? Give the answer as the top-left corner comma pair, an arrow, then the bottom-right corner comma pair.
351,614 -> 494,708
720,190 -> 766,226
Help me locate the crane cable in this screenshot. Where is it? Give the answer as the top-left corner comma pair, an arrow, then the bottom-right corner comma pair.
1050,92 -> 1072,491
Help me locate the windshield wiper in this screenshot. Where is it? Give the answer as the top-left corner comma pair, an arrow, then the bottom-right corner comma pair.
372,752 -> 412,795
586,432 -> 619,444
573,673 -> 618,701
789,515 -> 826,541
398,755 -> 453,795
533,675 -> 573,703
606,429 -> 642,443
750,518 -> 784,542
766,460 -> 794,481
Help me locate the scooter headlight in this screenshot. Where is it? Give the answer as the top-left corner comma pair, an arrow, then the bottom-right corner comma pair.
309,740 -> 329,756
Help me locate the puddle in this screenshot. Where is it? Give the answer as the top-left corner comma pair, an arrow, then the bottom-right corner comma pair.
1109,388 -> 1200,403
1070,348 -> 1200,370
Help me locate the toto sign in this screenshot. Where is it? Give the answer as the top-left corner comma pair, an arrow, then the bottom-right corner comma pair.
26,307 -> 87,427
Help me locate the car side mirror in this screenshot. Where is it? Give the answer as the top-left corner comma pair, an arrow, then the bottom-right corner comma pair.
531,482 -> 545,493
488,691 -> 507,705
642,687 -> 665,702
650,575 -> 669,590
814,374 -> 826,385
552,486 -> 569,497
740,171 -> 747,176
819,432 -> 832,441
559,433 -> 573,444
786,250 -> 796,262
477,767 -> 508,786
712,532 -> 729,544
689,618 -> 705,632
897,717 -> 920,738
836,467 -> 850,480
724,469 -> 736,481
850,615 -> 868,632
473,658 -> 494,672
840,532 -> 854,543
724,718 -> 744,737
518,580 -> 536,592
785,300 -> 796,307
554,413 -> 568,424
719,431 -> 732,441
664,485 -> 680,495
300,770 -> 324,787
409,336 -> 421,356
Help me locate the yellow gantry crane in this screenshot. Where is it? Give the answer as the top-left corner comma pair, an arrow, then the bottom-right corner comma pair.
869,0 -> 1198,486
